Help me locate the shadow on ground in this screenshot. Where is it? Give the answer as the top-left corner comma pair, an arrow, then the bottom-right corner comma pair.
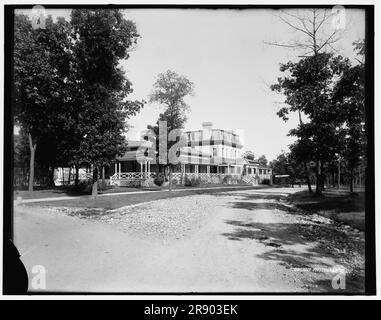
228,201 -> 292,212
213,192 -> 288,202
220,213 -> 365,293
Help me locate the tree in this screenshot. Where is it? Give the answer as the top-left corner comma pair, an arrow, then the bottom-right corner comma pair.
267,8 -> 350,195
272,52 -> 350,194
265,8 -> 343,56
14,14 -> 74,191
270,152 -> 290,175
70,9 -> 144,197
271,151 -> 306,187
332,40 -> 366,193
243,151 -> 255,161
257,155 -> 268,166
288,139 -> 314,192
148,70 -> 195,190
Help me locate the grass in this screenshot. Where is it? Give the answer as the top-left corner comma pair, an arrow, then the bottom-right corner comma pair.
286,189 -> 366,231
14,183 -> 257,200
21,185 -> 269,210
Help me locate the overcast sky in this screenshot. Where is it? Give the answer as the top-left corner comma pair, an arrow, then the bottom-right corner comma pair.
17,7 -> 365,161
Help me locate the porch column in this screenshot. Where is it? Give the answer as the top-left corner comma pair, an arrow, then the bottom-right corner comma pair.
207,165 -> 210,174
145,161 -> 148,179
195,164 -> 199,175
227,164 -> 230,175
118,162 -> 121,175
140,162 -> 143,177
114,162 -> 117,175
148,161 -> 151,176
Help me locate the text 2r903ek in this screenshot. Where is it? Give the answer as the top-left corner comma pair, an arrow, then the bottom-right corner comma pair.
188,304 -> 238,315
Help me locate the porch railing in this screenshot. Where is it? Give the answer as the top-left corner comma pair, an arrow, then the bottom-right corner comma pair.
110,171 -> 257,186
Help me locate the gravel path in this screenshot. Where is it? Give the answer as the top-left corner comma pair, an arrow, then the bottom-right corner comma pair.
14,187 -> 365,293
98,195 -> 220,240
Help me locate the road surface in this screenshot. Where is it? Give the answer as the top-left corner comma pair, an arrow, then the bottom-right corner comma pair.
14,187 -> 364,293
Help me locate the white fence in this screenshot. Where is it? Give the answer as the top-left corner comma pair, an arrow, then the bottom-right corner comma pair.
110,171 -> 260,186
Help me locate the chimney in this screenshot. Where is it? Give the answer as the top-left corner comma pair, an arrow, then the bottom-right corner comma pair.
202,122 -> 213,141
202,122 -> 213,131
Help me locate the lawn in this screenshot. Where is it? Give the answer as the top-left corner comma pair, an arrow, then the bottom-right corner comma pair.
14,183 -> 258,200
20,185 -> 268,210
286,189 -> 366,231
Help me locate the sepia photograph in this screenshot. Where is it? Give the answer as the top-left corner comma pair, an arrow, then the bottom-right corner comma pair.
3,4 -> 375,295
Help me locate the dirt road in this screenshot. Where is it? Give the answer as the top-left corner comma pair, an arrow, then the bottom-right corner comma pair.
14,187 -> 364,293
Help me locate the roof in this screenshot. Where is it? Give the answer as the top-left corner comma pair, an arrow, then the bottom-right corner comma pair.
244,159 -> 259,165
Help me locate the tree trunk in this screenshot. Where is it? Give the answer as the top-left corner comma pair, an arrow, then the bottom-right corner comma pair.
92,167 -> 98,198
338,158 -> 341,189
168,166 -> 172,192
67,167 -> 72,185
321,171 -> 325,191
315,160 -> 323,195
28,133 -> 36,192
48,166 -> 55,188
75,165 -> 79,187
303,161 -> 312,193
102,166 -> 105,190
350,168 -> 354,193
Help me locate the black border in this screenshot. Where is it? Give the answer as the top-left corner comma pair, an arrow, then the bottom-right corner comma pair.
3,4 -> 376,296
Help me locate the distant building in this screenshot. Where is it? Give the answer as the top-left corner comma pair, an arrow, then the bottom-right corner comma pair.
110,122 -> 272,186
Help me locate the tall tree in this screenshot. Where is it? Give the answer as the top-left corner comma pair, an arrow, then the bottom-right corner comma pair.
265,8 -> 343,56
148,70 -> 194,190
267,8 -> 348,194
332,40 -> 366,193
14,14 -> 73,191
70,9 -> 144,197
272,52 -> 350,194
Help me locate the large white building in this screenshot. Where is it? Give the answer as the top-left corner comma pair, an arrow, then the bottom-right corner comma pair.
109,122 -> 272,187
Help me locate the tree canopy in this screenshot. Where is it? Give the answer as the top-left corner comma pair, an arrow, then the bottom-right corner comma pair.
13,9 -> 145,194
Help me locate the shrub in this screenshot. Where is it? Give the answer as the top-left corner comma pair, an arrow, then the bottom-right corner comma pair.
184,175 -> 200,187
184,175 -> 192,186
190,177 -> 201,187
154,176 -> 165,186
77,179 -> 92,193
222,175 -> 232,184
171,178 -> 178,185
261,178 -> 271,185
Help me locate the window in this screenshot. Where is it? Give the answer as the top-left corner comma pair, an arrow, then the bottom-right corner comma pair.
213,148 -> 217,156
259,169 -> 262,175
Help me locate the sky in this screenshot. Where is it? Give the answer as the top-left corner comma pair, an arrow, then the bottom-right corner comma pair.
17,7 -> 365,161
